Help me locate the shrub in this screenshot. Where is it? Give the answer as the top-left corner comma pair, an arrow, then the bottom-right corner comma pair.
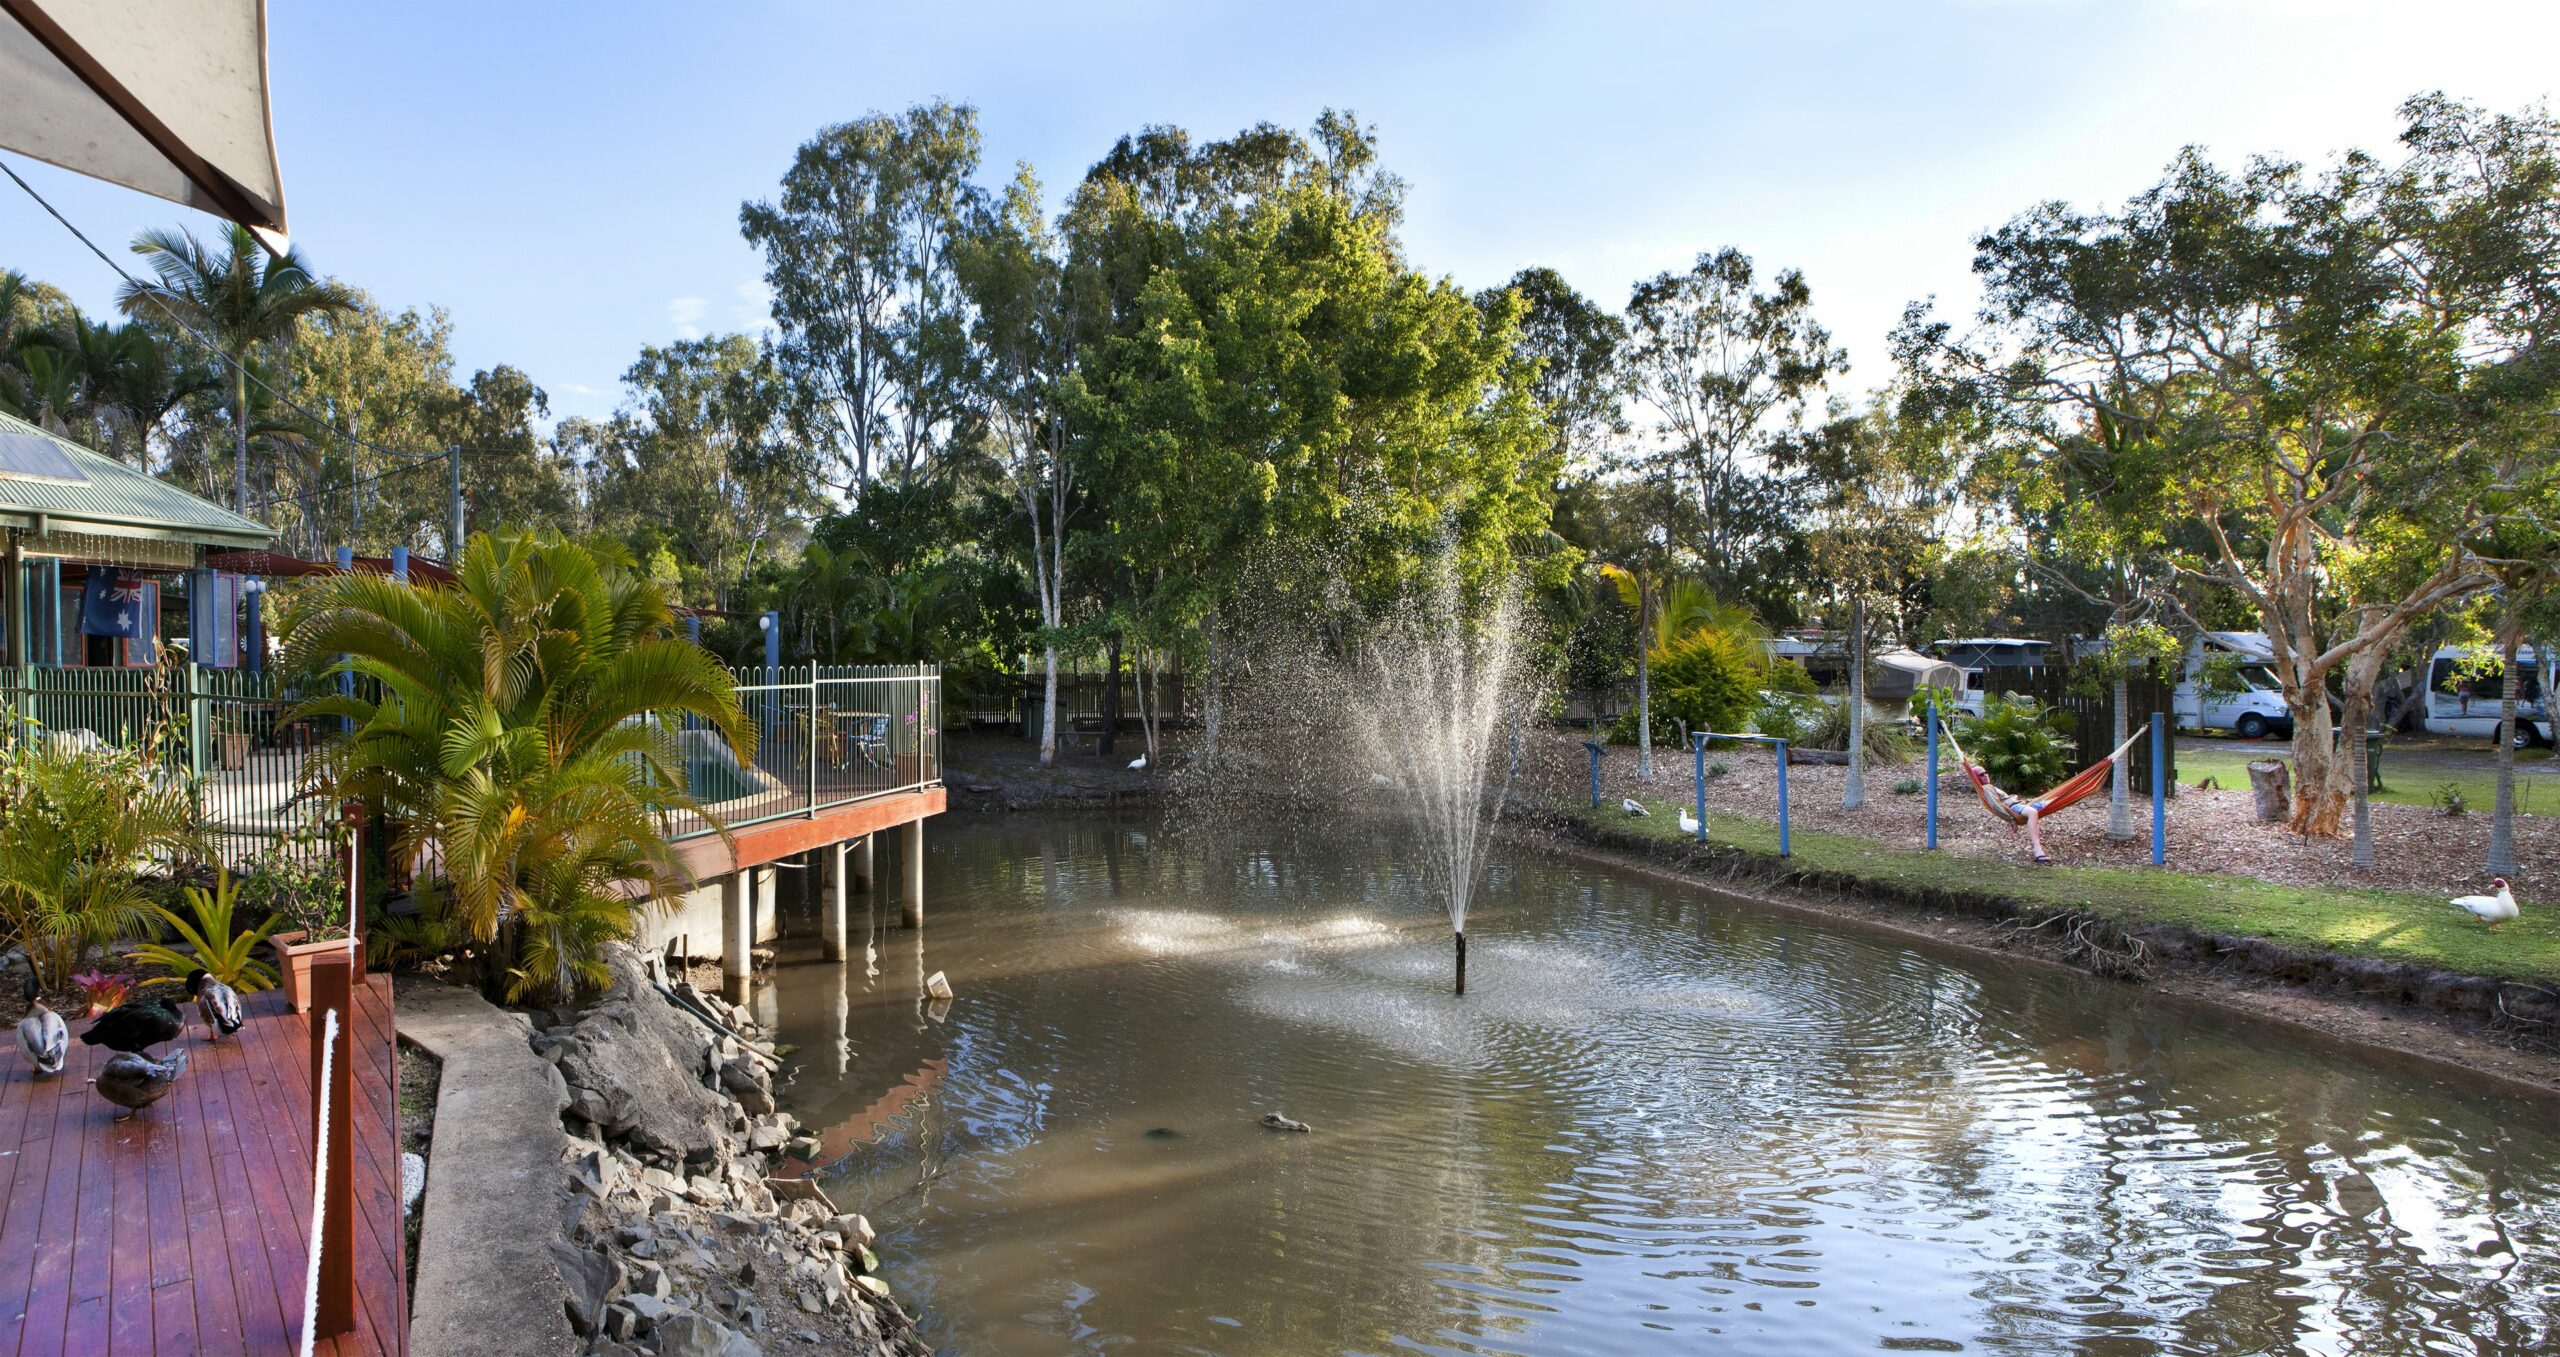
1795,693 -> 1916,765
1953,693 -> 2076,795
2435,782 -> 2468,817
0,735 -> 201,992
1892,777 -> 1924,796
1764,658 -> 1818,697
133,871 -> 281,994
1650,628 -> 1761,741
1753,692 -> 1819,744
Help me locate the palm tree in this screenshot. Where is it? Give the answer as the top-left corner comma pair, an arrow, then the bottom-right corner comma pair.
116,224 -> 357,513
284,531 -> 753,1002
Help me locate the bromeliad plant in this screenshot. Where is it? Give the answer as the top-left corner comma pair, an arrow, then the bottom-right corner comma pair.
0,734 -> 204,993
133,870 -> 281,994
283,531 -> 751,1003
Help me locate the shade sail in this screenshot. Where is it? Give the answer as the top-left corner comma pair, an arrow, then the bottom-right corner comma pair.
0,0 -> 288,249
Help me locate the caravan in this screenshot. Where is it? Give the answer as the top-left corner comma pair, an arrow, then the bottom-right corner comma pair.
2422,645 -> 2551,749
1923,638 -> 2053,717
2172,631 -> 2295,738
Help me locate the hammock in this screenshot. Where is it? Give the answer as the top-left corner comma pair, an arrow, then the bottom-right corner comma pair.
1939,723 -> 2148,828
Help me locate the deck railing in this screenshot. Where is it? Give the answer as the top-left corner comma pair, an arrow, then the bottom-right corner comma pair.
0,659 -> 942,861
670,663 -> 942,839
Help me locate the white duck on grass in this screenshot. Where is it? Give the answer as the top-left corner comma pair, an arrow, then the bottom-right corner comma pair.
2450,878 -> 2520,930
1677,807 -> 1701,835
1622,798 -> 1648,817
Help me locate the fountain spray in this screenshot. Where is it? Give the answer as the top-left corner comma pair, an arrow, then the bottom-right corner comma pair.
1353,576 -> 1527,996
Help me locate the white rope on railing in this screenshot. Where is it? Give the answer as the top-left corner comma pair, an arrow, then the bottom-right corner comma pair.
298,1005 -> 342,1357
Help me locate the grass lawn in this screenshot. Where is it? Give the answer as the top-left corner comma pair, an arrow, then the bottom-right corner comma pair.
1584,797 -> 2560,987
2175,741 -> 2556,816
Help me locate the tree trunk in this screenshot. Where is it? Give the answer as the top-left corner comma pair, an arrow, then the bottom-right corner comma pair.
2107,675 -> 2134,840
2246,759 -> 2291,823
1843,598 -> 1866,810
1100,632 -> 1122,758
232,366 -> 250,514
1634,642 -> 1653,780
2285,682 -> 2341,836
2489,626 -> 2521,877
1038,643 -> 1059,768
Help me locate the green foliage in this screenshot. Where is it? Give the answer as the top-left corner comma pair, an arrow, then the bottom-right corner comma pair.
1796,695 -> 1917,765
2435,781 -> 2469,817
1765,659 -> 1817,697
132,872 -> 280,994
1649,627 -> 1760,740
0,734 -> 202,991
367,904 -> 461,973
2073,620 -> 2185,694
1909,682 -> 1961,721
237,845 -> 349,942
1753,692 -> 1817,744
284,531 -> 751,1003
1954,693 -> 2076,795
1892,777 -> 1925,796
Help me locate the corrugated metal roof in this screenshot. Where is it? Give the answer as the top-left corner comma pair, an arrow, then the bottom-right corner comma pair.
0,411 -> 274,548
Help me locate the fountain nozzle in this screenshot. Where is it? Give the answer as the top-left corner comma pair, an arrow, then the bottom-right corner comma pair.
1454,930 -> 1467,996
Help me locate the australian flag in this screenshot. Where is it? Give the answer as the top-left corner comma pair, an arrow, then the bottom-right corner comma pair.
79,568 -> 146,638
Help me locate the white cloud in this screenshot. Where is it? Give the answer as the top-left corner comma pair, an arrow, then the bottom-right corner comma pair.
729,279 -> 774,332
668,296 -> 707,340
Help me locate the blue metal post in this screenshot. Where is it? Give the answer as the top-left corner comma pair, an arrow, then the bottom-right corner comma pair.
1691,732 -> 1708,841
390,546 -> 409,584
244,583 -> 262,674
686,613 -> 702,645
1925,702 -> 1940,849
335,548 -> 355,731
2150,712 -> 2167,865
1581,740 -> 1604,809
763,610 -> 781,676
1774,739 -> 1792,857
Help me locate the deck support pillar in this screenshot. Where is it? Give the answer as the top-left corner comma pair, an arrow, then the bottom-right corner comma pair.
720,872 -> 752,1005
852,833 -> 875,890
900,819 -> 924,929
821,841 -> 849,962
307,951 -> 358,1340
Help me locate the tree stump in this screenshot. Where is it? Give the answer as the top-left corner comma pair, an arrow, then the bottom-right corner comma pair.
2246,758 -> 2291,824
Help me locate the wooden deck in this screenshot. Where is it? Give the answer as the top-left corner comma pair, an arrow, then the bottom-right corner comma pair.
0,975 -> 405,1357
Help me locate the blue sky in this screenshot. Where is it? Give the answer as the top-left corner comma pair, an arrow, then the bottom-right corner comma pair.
8,1 -> 2560,426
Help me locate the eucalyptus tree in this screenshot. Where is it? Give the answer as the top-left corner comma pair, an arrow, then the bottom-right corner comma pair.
740,101 -> 985,504
116,223 -> 358,512
1623,248 -> 1843,600
1898,94 -> 2560,837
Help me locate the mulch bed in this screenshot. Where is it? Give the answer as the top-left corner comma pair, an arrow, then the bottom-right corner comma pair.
1520,731 -> 2553,897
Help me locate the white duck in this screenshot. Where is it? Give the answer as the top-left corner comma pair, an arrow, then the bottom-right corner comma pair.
2449,878 -> 2519,930
1621,798 -> 1648,817
1128,754 -> 1148,771
1677,807 -> 1701,835
16,973 -> 67,1078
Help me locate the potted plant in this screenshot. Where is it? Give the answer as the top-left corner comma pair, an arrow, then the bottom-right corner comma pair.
243,854 -> 357,1012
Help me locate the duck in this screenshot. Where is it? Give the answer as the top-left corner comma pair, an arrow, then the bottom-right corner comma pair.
2450,878 -> 2520,930
1622,798 -> 1648,817
1677,807 -> 1701,835
79,995 -> 184,1054
1128,754 -> 1148,771
93,1048 -> 188,1120
186,970 -> 244,1041
16,973 -> 67,1077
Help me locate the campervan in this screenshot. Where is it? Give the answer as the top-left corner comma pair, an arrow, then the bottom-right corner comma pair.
2172,631 -> 2295,738
1924,638 -> 2053,717
2422,644 -> 2551,749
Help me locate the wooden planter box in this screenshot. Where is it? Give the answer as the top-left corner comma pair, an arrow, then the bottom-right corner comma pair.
270,931 -> 362,1012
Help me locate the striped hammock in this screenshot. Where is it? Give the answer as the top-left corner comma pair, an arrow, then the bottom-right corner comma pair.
1939,724 -> 2148,828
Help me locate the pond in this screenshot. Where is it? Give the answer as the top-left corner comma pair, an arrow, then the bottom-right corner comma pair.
756,815 -> 2560,1356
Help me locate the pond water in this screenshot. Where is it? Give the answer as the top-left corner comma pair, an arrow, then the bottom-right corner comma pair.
757,815 -> 2560,1356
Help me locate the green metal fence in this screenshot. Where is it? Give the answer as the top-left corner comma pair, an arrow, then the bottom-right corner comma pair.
2,663 -> 342,875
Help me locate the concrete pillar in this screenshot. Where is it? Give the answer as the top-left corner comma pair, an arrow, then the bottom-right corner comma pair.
900,818 -> 925,929
719,872 -> 751,1005
821,841 -> 849,962
851,833 -> 875,890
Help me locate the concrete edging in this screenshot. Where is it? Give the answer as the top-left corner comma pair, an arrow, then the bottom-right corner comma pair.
396,977 -> 578,1357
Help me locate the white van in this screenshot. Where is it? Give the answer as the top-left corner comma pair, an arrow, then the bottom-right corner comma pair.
2172,631 -> 2295,738
2423,644 -> 2551,749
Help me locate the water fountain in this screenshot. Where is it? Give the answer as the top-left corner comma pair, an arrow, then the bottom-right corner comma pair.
1350,575 -> 1529,995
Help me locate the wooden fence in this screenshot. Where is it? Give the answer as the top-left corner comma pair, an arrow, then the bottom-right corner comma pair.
1981,664 -> 2178,790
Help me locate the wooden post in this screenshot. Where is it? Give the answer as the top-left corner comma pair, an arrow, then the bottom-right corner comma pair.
307,950 -> 358,1340
341,800 -> 367,979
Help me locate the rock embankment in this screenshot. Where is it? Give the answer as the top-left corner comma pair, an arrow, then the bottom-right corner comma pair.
535,945 -> 931,1357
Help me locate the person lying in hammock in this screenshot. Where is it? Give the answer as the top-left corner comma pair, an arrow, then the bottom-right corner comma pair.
1942,725 -> 2148,865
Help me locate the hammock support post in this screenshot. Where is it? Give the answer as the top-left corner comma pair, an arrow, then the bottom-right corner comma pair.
1774,739 -> 1790,857
1925,702 -> 1940,850
1690,733 -> 1709,843
2150,712 -> 2166,865
1582,740 -> 1605,809
1692,733 -> 1791,857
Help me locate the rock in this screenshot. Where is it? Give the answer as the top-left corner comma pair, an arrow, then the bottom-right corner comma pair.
550,1240 -> 626,1336
628,1260 -> 671,1301
649,1311 -> 741,1357
569,1085 -> 613,1127
624,1293 -> 677,1329
822,1214 -> 875,1248
852,1274 -> 891,1300
552,947 -> 732,1159
686,1175 -> 730,1206
747,1123 -> 789,1152
544,1060 -> 573,1114
400,1152 -> 426,1216
601,1303 -> 644,1343
766,1176 -> 835,1210
1259,1112 -> 1312,1133
796,1290 -> 823,1315
585,1341 -> 645,1357
718,1060 -> 776,1117
568,1149 -> 614,1199
784,1135 -> 821,1160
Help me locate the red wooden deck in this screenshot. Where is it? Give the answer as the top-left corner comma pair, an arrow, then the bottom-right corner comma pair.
0,975 -> 405,1357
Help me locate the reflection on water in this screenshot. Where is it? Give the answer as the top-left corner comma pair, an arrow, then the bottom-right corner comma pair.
760,816 -> 2560,1356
